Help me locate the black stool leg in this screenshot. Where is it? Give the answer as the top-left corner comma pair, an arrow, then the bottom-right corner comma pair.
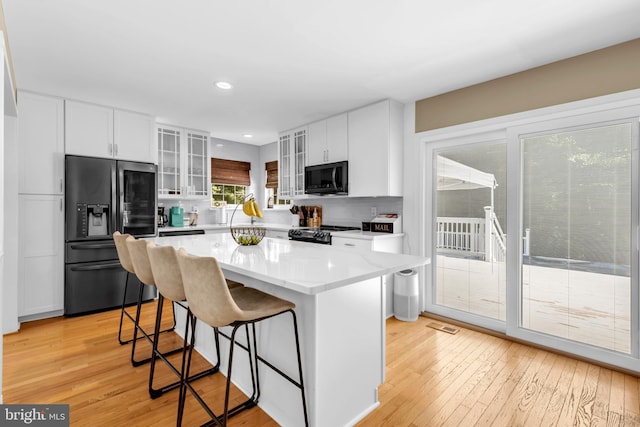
290,310 -> 309,427
149,300 -> 218,399
177,310 -> 197,427
118,272 -> 136,345
130,285 -> 182,367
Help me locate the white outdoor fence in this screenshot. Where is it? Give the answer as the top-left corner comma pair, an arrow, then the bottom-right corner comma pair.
436,207 -> 506,262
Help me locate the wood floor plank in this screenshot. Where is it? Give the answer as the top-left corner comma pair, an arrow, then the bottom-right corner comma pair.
475,345 -> 536,425
522,354 -> 569,426
624,373 -> 640,426
593,367 -> 612,424
502,348 -> 555,426
556,360 -> 590,426
539,356 -> 578,426
609,370 -> 626,426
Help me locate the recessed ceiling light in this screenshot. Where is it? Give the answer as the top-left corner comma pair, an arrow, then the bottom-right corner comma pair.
243,134 -> 253,139
215,81 -> 233,90
216,143 -> 224,148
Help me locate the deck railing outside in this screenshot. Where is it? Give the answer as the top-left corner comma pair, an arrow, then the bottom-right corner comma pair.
436,207 -> 506,262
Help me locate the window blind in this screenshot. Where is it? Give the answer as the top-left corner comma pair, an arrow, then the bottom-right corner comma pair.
265,160 -> 278,189
211,158 -> 251,186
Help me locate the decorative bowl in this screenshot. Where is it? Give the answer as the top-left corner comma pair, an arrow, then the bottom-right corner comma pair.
230,226 -> 266,246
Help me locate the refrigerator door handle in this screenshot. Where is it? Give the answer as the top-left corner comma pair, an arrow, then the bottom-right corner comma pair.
69,242 -> 116,250
69,262 -> 122,271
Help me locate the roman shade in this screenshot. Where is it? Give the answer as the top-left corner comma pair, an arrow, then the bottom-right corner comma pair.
211,158 -> 250,186
265,160 -> 278,189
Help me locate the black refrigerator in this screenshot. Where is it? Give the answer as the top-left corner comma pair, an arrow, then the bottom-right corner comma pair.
64,155 -> 157,316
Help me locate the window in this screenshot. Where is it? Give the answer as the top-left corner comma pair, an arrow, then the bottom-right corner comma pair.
211,184 -> 246,205
211,158 -> 250,204
265,160 -> 290,206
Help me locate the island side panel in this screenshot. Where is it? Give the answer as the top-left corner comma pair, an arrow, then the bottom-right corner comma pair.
173,272 -> 384,427
315,276 -> 384,426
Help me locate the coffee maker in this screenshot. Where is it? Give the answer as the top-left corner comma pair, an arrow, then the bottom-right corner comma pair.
157,206 -> 168,227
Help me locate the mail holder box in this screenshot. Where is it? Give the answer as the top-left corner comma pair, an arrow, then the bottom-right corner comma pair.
363,214 -> 402,234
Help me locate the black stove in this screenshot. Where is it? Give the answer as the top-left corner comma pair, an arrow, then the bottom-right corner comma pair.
288,225 -> 360,244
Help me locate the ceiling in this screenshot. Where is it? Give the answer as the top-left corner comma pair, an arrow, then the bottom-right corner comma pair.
3,1 -> 640,145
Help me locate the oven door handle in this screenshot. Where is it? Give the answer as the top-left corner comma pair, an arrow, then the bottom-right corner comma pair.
69,262 -> 122,271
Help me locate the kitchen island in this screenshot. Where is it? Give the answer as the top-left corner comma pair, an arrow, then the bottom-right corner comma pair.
151,233 -> 429,427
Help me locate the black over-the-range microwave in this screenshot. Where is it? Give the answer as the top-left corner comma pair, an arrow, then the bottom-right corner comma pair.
304,160 -> 348,195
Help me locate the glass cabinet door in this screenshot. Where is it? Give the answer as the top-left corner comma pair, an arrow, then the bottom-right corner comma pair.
158,126 -> 181,196
187,131 -> 208,197
279,133 -> 292,197
293,128 -> 307,195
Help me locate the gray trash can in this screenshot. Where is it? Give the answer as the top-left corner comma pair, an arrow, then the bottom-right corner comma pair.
394,269 -> 419,321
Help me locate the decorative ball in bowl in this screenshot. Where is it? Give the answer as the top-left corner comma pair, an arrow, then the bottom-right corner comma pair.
230,226 -> 266,246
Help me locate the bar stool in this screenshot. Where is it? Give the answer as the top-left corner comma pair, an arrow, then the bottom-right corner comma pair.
113,231 -> 138,345
176,248 -> 309,427
146,242 -> 243,399
126,236 -> 183,367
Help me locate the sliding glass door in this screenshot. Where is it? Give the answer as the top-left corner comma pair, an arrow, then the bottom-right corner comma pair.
427,106 -> 640,370
520,121 -> 634,354
432,142 -> 507,326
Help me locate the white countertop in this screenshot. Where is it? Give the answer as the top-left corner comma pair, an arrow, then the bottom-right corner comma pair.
150,233 -> 428,295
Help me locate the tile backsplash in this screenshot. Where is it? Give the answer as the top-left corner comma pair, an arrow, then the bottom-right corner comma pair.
262,196 -> 403,228
159,197 -> 403,229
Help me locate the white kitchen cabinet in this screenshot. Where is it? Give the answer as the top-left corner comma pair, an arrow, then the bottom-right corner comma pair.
17,91 -> 65,195
332,234 -> 403,254
333,233 -> 404,318
65,99 -> 155,163
114,109 -> 156,163
347,99 -> 403,197
278,126 -> 307,198
157,124 -> 209,199
307,113 -> 348,165
18,194 -> 64,318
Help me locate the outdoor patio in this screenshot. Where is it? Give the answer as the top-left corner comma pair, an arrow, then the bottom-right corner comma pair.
435,255 -> 631,354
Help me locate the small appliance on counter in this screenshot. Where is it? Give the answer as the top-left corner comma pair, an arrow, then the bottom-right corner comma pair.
157,206 -> 168,227
169,205 -> 184,227
362,214 -> 402,233
187,209 -> 198,226
210,200 -> 228,224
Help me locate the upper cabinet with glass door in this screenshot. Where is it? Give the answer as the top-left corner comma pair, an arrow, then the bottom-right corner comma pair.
157,124 -> 210,199
186,131 -> 209,198
278,126 -> 307,198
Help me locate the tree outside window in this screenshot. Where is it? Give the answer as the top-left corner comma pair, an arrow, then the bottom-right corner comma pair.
211,184 -> 246,205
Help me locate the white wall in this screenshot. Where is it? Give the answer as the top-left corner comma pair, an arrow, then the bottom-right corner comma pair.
3,114 -> 17,333
401,102 -> 427,309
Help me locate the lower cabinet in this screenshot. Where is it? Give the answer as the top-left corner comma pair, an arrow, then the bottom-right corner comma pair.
332,234 -> 403,318
18,194 -> 64,319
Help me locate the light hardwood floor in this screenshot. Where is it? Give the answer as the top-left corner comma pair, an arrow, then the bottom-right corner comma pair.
4,303 -> 640,426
